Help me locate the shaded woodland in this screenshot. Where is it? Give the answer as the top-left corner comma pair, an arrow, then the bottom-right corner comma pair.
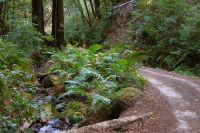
0,0 -> 199,132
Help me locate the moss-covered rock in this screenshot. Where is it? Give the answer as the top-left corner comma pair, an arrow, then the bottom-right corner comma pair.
69,112 -> 85,124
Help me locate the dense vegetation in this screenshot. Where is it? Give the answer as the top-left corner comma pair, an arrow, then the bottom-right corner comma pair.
0,0 -> 199,132
127,0 -> 200,76
0,39 -> 39,132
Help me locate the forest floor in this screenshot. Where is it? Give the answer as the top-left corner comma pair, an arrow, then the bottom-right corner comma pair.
104,67 -> 200,133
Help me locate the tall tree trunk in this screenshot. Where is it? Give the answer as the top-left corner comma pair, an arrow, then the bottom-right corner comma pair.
89,0 -> 96,18
0,2 -> 3,36
83,0 -> 92,27
52,0 -> 64,49
73,0 -> 90,25
0,1 -> 8,36
94,0 -> 101,18
32,0 -> 44,34
0,2 -> 4,25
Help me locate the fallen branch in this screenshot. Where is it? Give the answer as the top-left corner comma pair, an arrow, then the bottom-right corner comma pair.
59,112 -> 153,133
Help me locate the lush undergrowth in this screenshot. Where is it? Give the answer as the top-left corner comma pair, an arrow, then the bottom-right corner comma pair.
126,0 -> 200,77
0,39 -> 40,132
46,43 -> 147,122
0,37 -> 147,131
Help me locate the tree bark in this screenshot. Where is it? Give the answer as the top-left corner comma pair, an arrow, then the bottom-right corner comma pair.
83,0 -> 92,27
59,112 -> 153,133
0,2 -> 4,27
89,0 -> 96,18
0,1 -> 8,36
94,0 -> 101,18
32,0 -> 44,34
52,0 -> 64,49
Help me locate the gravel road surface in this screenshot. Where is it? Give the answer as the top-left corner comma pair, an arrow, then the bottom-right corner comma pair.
138,67 -> 200,133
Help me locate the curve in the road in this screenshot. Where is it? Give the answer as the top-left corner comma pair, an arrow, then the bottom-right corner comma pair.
139,67 -> 200,133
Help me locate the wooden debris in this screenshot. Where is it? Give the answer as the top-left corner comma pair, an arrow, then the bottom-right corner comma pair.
59,112 -> 153,133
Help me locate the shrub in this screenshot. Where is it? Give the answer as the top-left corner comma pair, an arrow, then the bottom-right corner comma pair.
4,22 -> 42,54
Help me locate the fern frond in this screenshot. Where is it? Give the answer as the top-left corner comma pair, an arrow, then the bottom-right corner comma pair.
80,67 -> 103,81
57,89 -> 87,100
88,44 -> 103,54
55,103 -> 66,110
91,93 -> 111,108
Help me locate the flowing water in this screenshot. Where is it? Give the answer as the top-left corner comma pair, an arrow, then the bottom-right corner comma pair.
31,100 -> 70,133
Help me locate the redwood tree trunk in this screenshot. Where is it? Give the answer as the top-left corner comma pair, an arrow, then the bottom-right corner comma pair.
32,0 -> 44,34
0,2 -> 4,26
52,0 -> 64,49
0,2 -> 5,36
94,0 -> 101,19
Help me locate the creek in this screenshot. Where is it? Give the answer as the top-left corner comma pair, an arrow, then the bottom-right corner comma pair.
30,99 -> 73,133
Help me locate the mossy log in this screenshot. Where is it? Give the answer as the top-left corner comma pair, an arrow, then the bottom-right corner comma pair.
59,112 -> 153,133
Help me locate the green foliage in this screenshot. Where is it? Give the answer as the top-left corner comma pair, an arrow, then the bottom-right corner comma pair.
4,23 -> 42,53
0,38 -> 30,70
47,43 -> 146,116
0,38 -> 38,132
64,1 -> 112,45
4,22 -> 53,54
127,0 -> 200,76
65,16 -> 109,45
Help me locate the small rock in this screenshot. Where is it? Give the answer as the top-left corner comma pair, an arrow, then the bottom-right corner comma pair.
59,118 -> 72,126
60,124 -> 70,129
31,127 -> 39,132
52,120 -> 64,128
51,96 -> 56,101
43,76 -> 54,88
45,96 -> 56,101
36,123 -> 43,129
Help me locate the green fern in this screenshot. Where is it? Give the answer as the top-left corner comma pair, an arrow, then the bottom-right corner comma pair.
47,44 -> 146,115
57,89 -> 87,100
0,39 -> 30,70
88,44 -> 103,54
90,93 -> 111,109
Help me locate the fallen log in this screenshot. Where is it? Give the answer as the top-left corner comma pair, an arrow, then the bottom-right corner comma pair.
59,112 -> 153,133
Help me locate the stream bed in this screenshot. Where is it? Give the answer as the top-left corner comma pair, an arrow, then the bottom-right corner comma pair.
30,98 -> 75,133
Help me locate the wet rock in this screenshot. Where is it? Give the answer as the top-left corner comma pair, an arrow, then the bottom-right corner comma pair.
39,125 -> 61,133
60,124 -> 70,130
51,96 -> 56,101
36,123 -> 43,129
43,75 -> 54,88
59,118 -> 72,126
52,120 -> 64,128
72,123 -> 79,128
31,123 -> 43,132
43,75 -> 62,88
31,127 -> 39,132
45,96 -> 57,101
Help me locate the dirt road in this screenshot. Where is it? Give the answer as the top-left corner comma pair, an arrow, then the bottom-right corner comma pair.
137,67 -> 200,133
